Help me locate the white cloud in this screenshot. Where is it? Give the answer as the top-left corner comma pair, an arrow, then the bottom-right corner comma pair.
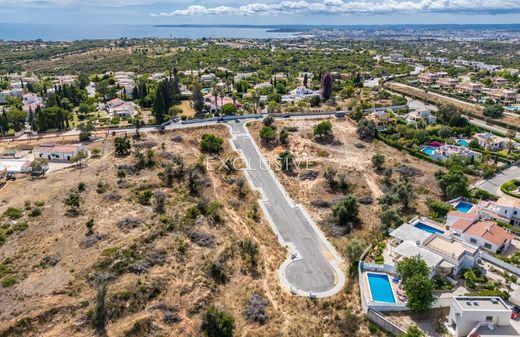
151,0 -> 520,16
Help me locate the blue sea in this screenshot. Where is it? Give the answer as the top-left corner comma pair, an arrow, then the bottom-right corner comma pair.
0,24 -> 294,41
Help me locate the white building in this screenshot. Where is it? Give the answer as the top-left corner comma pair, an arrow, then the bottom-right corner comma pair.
472,132 -> 509,151
479,198 -> 520,226
34,144 -> 86,162
22,93 -> 44,113
426,145 -> 481,162
449,219 -> 514,253
447,296 -> 512,337
200,73 -> 216,83
106,98 -> 135,117
389,219 -> 480,278
405,109 -> 437,125
22,93 -> 39,105
281,86 -> 320,103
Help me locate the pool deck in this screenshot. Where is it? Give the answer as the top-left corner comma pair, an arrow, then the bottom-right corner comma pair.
447,199 -> 476,214
361,271 -> 406,305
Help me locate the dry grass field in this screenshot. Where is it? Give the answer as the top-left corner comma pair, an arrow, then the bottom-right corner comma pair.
0,125 -> 374,337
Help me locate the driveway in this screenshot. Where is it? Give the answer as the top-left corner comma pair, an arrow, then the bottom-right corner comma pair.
228,122 -> 345,297
474,164 -> 520,196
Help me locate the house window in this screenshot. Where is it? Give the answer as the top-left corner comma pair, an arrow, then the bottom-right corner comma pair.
484,243 -> 492,249
485,316 -> 493,322
470,238 -> 477,244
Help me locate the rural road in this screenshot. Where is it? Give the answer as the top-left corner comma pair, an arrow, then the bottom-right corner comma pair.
228,122 -> 345,297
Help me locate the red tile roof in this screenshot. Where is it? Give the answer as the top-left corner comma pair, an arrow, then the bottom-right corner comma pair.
463,221 -> 514,246
451,219 -> 473,231
448,211 -> 479,219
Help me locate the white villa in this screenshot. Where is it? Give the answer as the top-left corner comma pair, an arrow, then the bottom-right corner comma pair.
446,296 -> 513,337
200,73 -> 217,83
426,144 -> 481,161
449,219 -> 514,253
22,93 -> 44,112
479,198 -> 520,226
389,219 -> 480,278
106,98 -> 135,117
281,86 -> 320,103
472,132 -> 510,151
405,109 -> 437,125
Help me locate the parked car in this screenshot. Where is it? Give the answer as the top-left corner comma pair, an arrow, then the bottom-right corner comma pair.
511,305 -> 520,320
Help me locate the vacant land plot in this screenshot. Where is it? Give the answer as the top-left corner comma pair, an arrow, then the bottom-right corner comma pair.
0,126 -> 371,337
248,118 -> 445,248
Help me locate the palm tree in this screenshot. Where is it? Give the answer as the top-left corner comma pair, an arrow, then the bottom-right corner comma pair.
219,89 -> 225,110
252,90 -> 260,114
212,85 -> 219,113
231,93 -> 238,108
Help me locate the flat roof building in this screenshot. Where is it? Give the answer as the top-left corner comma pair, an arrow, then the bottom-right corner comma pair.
447,296 -> 512,337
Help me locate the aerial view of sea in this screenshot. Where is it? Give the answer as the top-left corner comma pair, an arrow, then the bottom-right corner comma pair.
0,24 -> 295,41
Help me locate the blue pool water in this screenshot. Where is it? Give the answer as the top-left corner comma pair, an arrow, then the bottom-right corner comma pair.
422,146 -> 435,155
367,273 -> 396,303
414,222 -> 445,235
455,201 -> 474,213
456,139 -> 470,147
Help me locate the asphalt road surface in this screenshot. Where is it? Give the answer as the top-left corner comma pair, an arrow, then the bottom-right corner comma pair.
229,122 -> 343,295
475,164 -> 520,196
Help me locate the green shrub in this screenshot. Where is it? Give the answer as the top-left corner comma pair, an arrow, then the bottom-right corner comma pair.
374,255 -> 384,264
13,222 -> 28,232
500,180 -> 520,198
3,207 -> 22,220
427,199 -> 451,219
29,208 -> 42,217
465,289 -> 509,300
1,276 -> 17,287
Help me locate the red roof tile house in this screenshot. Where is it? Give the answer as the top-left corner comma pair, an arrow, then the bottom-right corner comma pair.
449,219 -> 514,253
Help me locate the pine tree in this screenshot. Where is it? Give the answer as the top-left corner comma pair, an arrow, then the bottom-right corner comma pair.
132,86 -> 139,100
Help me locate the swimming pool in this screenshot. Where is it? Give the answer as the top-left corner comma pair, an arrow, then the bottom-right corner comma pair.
422,146 -> 435,156
367,273 -> 396,303
414,222 -> 445,235
456,139 -> 470,147
455,201 -> 474,213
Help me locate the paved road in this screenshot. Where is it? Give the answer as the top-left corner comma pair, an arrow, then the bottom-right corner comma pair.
474,164 -> 520,196
228,122 -> 344,297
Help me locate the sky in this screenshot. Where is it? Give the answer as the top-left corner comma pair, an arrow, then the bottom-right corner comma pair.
0,0 -> 519,25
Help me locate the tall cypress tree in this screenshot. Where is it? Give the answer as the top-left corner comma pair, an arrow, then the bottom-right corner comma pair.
321,73 -> 333,101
